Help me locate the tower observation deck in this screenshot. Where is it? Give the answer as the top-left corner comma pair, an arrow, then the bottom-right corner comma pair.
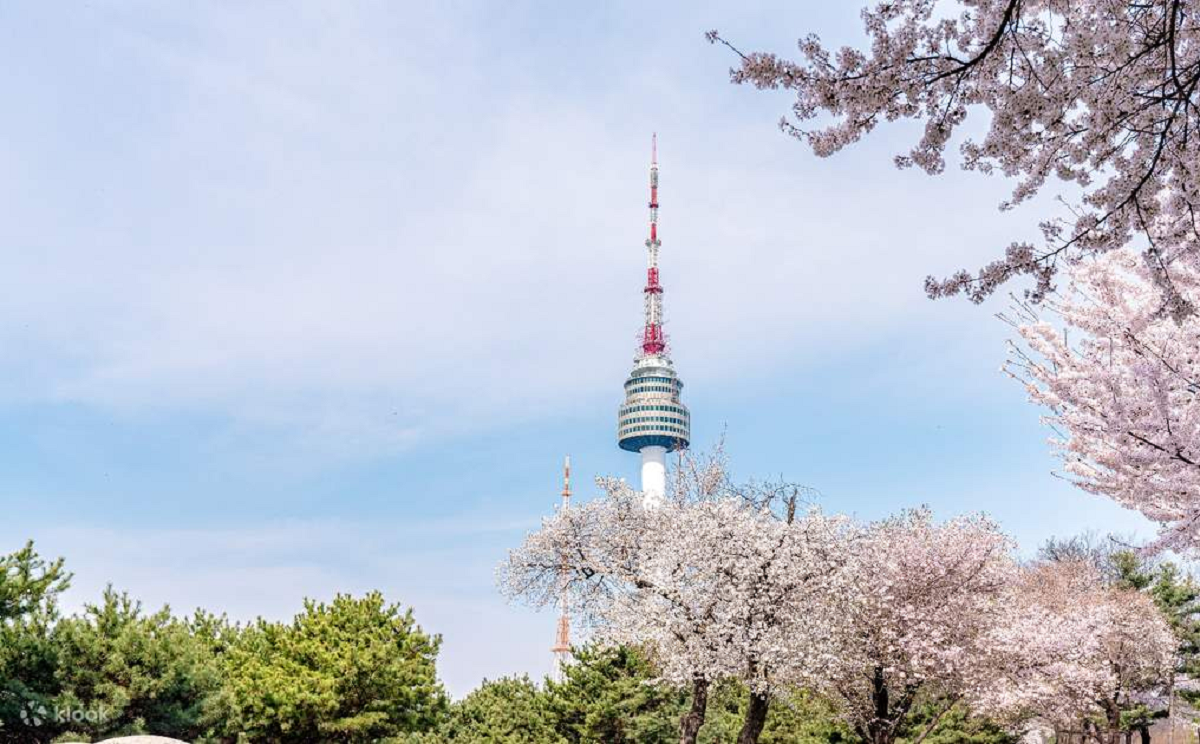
616,135 -> 690,501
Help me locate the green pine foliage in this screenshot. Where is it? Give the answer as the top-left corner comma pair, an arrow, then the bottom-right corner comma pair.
442,675 -> 562,743
0,544 -> 447,743
213,592 -> 448,742
0,541 -> 70,744
51,587 -> 223,741
433,646 -> 1005,744
0,542 -> 1025,743
895,700 -> 1016,744
1112,549 -> 1200,708
541,645 -> 689,743
698,684 -> 857,744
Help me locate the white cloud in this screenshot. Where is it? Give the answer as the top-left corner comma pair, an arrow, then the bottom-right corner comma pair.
0,3 -> 1047,463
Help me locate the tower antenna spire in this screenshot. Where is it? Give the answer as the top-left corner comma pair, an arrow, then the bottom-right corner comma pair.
551,455 -> 572,678
642,134 -> 665,356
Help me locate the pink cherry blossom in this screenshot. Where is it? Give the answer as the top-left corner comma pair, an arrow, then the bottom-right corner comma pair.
1008,244 -> 1200,552
981,560 -> 1176,729
711,1 -> 1200,304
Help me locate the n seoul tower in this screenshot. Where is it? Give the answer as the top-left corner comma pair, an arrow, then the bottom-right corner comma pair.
616,135 -> 691,503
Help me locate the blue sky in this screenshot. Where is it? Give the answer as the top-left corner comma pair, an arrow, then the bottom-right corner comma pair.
0,1 -> 1152,696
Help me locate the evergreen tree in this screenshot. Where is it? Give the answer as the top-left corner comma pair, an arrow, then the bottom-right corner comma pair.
50,587 -> 223,741
213,591 -> 448,742
1149,563 -> 1200,702
1113,551 -> 1200,711
542,645 -> 687,743
442,675 -> 562,743
0,542 -> 69,744
699,684 -> 858,744
895,700 -> 1016,744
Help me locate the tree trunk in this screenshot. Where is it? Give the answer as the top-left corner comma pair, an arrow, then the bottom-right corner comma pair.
737,690 -> 771,744
1139,725 -> 1151,744
868,665 -> 893,744
679,676 -> 709,744
1102,702 -> 1123,744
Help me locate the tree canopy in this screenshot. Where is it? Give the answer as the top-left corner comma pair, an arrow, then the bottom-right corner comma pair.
711,0 -> 1200,308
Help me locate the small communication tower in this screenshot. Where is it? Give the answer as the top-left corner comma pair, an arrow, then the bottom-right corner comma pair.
550,456 -> 572,679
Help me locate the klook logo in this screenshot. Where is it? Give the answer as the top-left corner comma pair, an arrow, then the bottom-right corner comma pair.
16,702 -> 110,727
18,702 -> 47,727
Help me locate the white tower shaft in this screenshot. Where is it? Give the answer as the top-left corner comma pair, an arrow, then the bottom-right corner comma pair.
641,446 -> 666,505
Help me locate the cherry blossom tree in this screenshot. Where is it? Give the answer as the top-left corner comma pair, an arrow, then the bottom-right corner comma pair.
1006,246 -> 1200,552
816,508 -> 1017,744
505,465 -> 1175,744
499,471 -> 851,744
709,0 -> 1200,306
982,560 -> 1177,736
606,498 -> 851,744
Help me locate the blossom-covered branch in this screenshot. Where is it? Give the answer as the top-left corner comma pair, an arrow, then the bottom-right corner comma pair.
1007,246 -> 1200,552
711,0 -> 1200,304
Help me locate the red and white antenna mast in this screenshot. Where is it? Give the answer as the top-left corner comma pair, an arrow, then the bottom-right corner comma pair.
641,133 -> 666,358
551,455 -> 572,679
